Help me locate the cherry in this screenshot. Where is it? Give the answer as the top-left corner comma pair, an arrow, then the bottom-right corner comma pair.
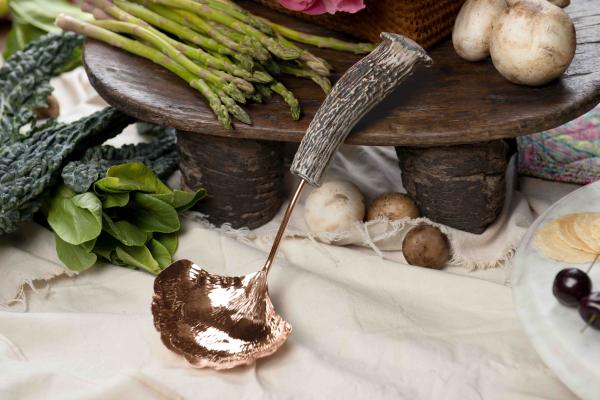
579,292 -> 600,331
552,268 -> 592,307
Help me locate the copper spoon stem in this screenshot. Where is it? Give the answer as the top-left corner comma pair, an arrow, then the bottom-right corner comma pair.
263,179 -> 307,274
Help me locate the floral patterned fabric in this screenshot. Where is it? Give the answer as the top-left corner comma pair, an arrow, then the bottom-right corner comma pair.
518,105 -> 600,184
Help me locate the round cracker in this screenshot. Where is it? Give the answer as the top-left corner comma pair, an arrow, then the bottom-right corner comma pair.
534,220 -> 597,263
573,213 -> 600,254
556,213 -> 596,254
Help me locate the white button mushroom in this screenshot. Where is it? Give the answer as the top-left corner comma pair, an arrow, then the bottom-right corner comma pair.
489,0 -> 576,86
304,180 -> 365,234
453,0 -> 508,62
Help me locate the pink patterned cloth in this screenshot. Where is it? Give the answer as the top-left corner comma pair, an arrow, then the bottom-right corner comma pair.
517,105 -> 600,184
278,0 -> 365,15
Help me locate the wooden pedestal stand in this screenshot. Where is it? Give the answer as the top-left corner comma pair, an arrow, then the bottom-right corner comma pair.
83,0 -> 600,233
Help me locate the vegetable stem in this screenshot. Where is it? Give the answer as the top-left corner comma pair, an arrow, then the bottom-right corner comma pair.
56,14 -> 232,129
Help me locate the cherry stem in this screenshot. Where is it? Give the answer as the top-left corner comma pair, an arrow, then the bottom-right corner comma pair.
581,314 -> 597,334
586,253 -> 600,274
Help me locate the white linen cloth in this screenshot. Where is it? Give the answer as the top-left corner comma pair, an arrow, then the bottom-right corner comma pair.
0,68 -> 583,399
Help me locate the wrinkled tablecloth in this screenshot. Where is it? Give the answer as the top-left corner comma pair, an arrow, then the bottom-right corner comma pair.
0,68 -> 588,400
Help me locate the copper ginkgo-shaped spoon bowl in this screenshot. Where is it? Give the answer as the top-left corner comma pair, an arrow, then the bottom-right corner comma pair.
152,33 -> 431,370
152,261 -> 292,369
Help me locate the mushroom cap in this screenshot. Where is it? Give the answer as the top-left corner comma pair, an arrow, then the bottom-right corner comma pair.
490,0 -> 576,86
402,225 -> 450,269
304,180 -> 365,233
367,193 -> 420,221
452,0 -> 508,62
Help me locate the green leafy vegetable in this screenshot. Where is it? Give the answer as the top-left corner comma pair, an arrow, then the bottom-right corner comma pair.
115,245 -> 161,275
55,235 -> 97,272
47,163 -> 205,275
155,232 -> 179,256
102,213 -> 148,247
148,239 -> 173,269
0,32 -> 84,143
61,126 -> 179,193
3,0 -> 92,59
95,163 -> 171,195
130,192 -> 180,234
0,107 -> 133,235
47,186 -> 102,245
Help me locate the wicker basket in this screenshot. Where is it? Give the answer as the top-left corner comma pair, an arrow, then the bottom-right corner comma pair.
253,0 -> 465,48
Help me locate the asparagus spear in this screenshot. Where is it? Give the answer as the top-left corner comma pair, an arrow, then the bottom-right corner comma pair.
209,84 -> 252,125
271,82 -> 300,120
112,0 -> 240,61
133,0 -> 301,60
203,0 -> 273,35
268,20 -> 375,54
275,32 -> 331,77
56,14 -> 231,129
91,19 -> 247,103
206,19 -> 271,62
141,2 -> 263,61
205,67 -> 254,94
86,0 -> 256,81
246,92 -> 263,104
279,64 -> 332,94
256,84 -> 273,101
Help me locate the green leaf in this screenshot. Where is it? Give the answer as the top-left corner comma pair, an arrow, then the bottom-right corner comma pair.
115,245 -> 161,275
55,234 -> 97,272
171,189 -> 206,212
148,238 -> 173,269
102,192 -> 130,209
95,163 -> 171,194
93,232 -> 119,262
130,192 -> 180,233
149,189 -> 205,211
102,213 -> 148,247
3,23 -> 46,59
155,233 -> 178,256
10,0 -> 92,33
47,187 -> 103,245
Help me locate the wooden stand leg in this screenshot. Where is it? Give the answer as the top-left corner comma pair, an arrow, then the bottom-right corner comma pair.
177,132 -> 285,230
396,141 -> 508,234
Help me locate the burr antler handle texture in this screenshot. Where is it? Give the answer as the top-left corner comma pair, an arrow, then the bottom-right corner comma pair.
290,33 -> 432,186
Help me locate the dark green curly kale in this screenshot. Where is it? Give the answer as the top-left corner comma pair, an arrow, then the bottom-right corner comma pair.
0,108 -> 133,235
0,32 -> 84,144
62,126 -> 179,193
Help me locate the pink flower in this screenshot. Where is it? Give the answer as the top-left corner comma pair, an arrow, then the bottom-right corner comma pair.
278,0 -> 365,15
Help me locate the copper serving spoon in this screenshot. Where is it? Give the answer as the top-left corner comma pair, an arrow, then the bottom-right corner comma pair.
152,33 -> 432,370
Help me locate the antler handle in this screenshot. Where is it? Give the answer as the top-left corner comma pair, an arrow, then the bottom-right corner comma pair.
290,33 -> 432,186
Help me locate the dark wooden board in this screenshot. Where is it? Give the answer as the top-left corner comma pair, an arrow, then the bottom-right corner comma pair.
84,0 -> 600,146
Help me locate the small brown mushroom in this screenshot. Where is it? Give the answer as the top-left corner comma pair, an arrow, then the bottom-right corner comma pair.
33,95 -> 60,120
367,193 -> 420,222
402,225 -> 450,269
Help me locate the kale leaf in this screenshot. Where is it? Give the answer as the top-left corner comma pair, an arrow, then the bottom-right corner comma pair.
62,126 -> 179,193
0,108 -> 133,235
0,32 -> 83,144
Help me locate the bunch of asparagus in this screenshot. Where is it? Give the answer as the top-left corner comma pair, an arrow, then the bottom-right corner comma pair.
56,0 -> 375,129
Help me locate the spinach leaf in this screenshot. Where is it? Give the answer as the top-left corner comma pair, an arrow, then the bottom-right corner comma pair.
115,245 -> 161,275
47,186 -> 102,245
95,163 -> 171,194
148,238 -> 172,269
155,232 -> 178,256
102,193 -> 130,209
130,192 -> 180,233
55,234 -> 97,272
150,189 -> 207,212
102,213 -> 148,247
